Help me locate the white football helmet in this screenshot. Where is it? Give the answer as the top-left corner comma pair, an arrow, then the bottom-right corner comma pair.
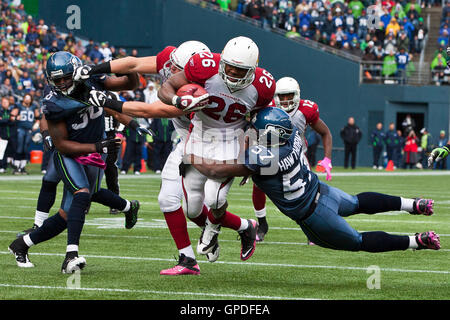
169,40 -> 210,72
219,36 -> 259,92
273,77 -> 301,113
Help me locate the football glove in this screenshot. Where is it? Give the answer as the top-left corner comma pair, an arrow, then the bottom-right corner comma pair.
172,94 -> 209,112
42,130 -> 54,151
73,65 -> 92,81
88,90 -> 107,107
128,119 -> 154,137
427,145 -> 450,167
317,157 -> 333,181
95,138 -> 122,155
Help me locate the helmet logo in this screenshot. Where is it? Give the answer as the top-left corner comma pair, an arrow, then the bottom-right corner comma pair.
50,69 -> 63,77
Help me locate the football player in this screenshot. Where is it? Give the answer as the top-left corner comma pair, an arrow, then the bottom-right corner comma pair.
428,142 -> 450,167
251,77 -> 333,242
188,107 -> 440,255
8,51 -> 149,273
9,93 -> 40,174
157,36 -> 276,262
82,41 -> 216,275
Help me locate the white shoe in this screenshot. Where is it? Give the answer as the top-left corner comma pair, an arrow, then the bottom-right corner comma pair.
197,220 -> 221,255
373,165 -> 377,169
0,168 -> 5,173
134,171 -> 140,175
378,166 -> 383,170
120,170 -> 126,175
41,170 -> 47,174
206,242 -> 220,263
155,170 -> 161,174
61,256 -> 86,274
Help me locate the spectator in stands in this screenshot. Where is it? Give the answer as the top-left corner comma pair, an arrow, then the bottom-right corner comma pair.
88,43 -> 103,63
286,25 -> 301,39
0,96 -> 12,173
438,29 -> 449,47
300,24 -> 312,39
386,17 -> 400,36
401,114 -> 416,136
371,122 -> 385,169
384,32 -> 397,53
340,116 -> 362,169
431,58 -> 448,85
357,9 -> 369,39
397,31 -> 410,52
396,47 -> 409,84
349,0 -> 365,19
121,117 -> 145,175
382,49 -> 398,81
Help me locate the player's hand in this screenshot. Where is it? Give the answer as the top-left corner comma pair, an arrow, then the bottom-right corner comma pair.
318,157 -> 333,181
427,146 -> 449,167
172,94 -> 210,112
73,65 -> 92,81
42,130 -> 54,152
95,138 -> 121,155
136,126 -> 154,137
89,90 -> 107,107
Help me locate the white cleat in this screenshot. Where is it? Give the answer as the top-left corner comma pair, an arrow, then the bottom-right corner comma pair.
197,220 -> 221,255
61,256 -> 87,274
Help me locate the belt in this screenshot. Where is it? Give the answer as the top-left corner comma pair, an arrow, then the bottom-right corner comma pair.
301,185 -> 321,221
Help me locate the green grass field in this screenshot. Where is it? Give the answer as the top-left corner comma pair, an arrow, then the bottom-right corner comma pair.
0,165 -> 448,300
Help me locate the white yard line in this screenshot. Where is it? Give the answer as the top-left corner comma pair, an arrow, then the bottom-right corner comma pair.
0,283 -> 311,300
0,251 -> 448,274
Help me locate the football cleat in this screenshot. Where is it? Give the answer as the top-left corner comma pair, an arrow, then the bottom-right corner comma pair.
205,242 -> 220,263
256,217 -> 269,242
160,254 -> 200,276
8,237 -> 34,268
415,231 -> 440,250
16,224 -> 38,238
61,254 -> 87,274
124,200 -> 139,229
197,220 -> 221,255
411,198 -> 434,216
238,219 -> 258,261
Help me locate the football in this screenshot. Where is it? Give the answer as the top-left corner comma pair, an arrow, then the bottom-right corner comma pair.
176,83 -> 208,98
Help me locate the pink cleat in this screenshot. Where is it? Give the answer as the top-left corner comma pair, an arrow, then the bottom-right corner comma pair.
415,231 -> 441,250
411,198 -> 434,216
160,254 -> 200,276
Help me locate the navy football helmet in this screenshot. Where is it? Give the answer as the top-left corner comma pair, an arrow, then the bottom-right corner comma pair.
45,51 -> 82,95
251,107 -> 293,146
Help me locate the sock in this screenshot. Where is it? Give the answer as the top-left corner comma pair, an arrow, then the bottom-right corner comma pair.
409,236 -> 419,249
356,192 -> 401,214
179,245 -> 196,260
20,159 -> 27,169
361,231 -> 409,252
34,211 -> 49,227
14,160 -> 20,169
91,188 -> 128,211
28,212 -> 67,245
252,184 -> 266,215
67,192 -> 90,246
163,207 -> 191,250
36,180 -> 58,213
207,209 -> 243,231
400,198 -> 415,212
188,204 -> 208,227
66,244 -> 79,253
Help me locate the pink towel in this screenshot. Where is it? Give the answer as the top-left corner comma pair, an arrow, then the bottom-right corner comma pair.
74,153 -> 107,169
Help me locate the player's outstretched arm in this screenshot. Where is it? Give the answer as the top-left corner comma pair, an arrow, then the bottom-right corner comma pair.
89,90 -> 184,118
105,108 -> 153,136
73,56 -> 157,81
187,155 -> 254,179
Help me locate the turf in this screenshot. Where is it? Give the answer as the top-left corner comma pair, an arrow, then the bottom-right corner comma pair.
0,164 -> 448,300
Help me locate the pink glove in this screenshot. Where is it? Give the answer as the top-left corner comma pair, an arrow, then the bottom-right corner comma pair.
318,157 -> 332,181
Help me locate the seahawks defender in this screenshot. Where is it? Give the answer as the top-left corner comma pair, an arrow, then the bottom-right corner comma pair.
187,107 -> 440,255
8,51 -> 146,273
428,141 -> 450,167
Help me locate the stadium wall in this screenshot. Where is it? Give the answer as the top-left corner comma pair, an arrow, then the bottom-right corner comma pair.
35,0 -> 450,168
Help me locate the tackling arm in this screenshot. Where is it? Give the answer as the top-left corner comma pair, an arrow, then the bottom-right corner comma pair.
157,71 -> 190,105
103,74 -> 140,91
188,155 -> 254,180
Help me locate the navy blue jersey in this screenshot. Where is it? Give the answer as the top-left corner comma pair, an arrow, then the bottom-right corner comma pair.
16,104 -> 37,130
245,129 -> 319,222
42,75 -> 107,144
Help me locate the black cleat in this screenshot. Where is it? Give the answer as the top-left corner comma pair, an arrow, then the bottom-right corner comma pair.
61,252 -> 86,274
124,200 -> 139,229
256,217 -> 269,242
16,224 -> 38,238
8,237 -> 34,268
238,219 -> 258,261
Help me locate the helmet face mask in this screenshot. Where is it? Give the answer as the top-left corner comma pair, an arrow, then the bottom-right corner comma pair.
164,40 -> 210,79
219,36 -> 259,92
274,77 -> 300,113
251,107 -> 293,147
46,51 -> 82,95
